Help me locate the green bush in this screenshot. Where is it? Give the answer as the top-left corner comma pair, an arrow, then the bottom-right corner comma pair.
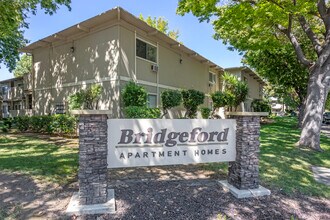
68,84 -> 103,110
200,107 -> 211,119
68,91 -> 85,110
15,114 -> 77,135
3,118 -> 13,129
15,116 -> 30,131
222,72 -> 249,110
122,81 -> 147,107
251,99 -> 271,112
161,90 -> 182,117
1,125 -> 9,133
52,114 -> 77,134
124,106 -> 161,119
211,91 -> 228,109
181,89 -> 205,118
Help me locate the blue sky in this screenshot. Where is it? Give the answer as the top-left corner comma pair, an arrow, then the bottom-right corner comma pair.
0,0 -> 243,81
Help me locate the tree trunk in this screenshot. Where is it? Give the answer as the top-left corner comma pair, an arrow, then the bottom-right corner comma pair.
298,63 -> 329,151
297,103 -> 305,128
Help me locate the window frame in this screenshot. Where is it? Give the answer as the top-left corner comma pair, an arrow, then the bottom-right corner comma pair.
209,72 -> 216,84
147,93 -> 158,108
136,37 -> 158,64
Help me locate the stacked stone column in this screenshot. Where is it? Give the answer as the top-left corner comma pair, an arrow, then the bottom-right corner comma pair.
228,115 -> 261,189
78,114 -> 108,205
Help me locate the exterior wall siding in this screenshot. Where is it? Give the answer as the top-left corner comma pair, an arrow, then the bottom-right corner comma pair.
32,26 -> 120,116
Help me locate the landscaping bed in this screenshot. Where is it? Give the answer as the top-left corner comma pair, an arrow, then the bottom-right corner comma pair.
0,117 -> 329,219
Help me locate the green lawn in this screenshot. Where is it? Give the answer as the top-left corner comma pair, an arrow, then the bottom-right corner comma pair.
0,117 -> 329,198
260,117 -> 330,197
0,134 -> 78,185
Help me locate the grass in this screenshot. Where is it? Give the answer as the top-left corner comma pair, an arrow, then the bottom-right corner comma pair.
0,117 -> 329,198
0,133 -> 78,185
260,116 -> 330,197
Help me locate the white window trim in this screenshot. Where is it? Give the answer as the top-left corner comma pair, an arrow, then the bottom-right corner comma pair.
136,56 -> 158,65
209,72 -> 216,84
135,36 -> 158,64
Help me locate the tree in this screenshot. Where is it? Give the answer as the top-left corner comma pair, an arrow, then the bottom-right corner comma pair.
177,0 -> 330,151
0,0 -> 71,72
243,44 -> 309,127
13,54 -> 32,77
139,14 -> 180,41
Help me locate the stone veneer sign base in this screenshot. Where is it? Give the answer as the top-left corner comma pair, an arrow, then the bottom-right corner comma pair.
66,189 -> 115,215
219,180 -> 271,199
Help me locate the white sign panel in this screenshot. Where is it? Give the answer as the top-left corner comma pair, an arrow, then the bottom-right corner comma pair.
107,119 -> 236,168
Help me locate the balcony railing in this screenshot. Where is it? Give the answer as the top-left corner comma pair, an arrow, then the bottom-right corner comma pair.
2,87 -> 24,101
9,109 -> 33,117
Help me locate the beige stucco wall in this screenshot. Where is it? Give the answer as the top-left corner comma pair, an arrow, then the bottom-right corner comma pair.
32,25 -> 120,116
118,25 -> 220,111
32,23 -> 223,118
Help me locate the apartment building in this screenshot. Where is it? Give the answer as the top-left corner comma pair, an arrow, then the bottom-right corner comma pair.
0,73 -> 33,118
21,7 -> 225,118
225,66 -> 265,111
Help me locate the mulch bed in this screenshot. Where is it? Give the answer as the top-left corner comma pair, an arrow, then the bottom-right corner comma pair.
2,164 -> 329,220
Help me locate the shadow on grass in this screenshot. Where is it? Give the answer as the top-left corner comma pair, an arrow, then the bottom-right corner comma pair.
259,117 -> 330,197
0,133 -> 78,185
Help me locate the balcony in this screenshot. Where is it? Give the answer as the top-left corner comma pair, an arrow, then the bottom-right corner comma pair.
9,109 -> 33,117
2,87 -> 24,101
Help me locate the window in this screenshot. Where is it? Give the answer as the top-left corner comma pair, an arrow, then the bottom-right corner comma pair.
55,103 -> 65,114
209,72 -> 216,84
136,38 -> 157,63
147,94 -> 157,108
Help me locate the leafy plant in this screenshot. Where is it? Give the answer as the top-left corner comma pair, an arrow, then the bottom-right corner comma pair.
68,91 -> 85,110
181,89 -> 205,118
1,126 -> 9,133
124,106 -> 161,119
122,81 -> 147,107
68,84 -> 103,110
85,84 -> 103,110
15,114 -> 77,135
160,90 -> 182,118
15,116 -> 29,131
3,118 -> 13,129
200,107 -> 211,119
222,72 -> 249,111
251,99 -> 271,113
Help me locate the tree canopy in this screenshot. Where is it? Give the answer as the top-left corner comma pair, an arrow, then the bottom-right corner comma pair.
0,0 -> 71,72
13,54 -> 32,77
177,0 -> 330,151
139,14 -> 180,41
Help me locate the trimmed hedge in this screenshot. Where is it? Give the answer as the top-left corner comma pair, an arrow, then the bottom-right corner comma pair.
15,114 -> 77,135
124,106 -> 161,119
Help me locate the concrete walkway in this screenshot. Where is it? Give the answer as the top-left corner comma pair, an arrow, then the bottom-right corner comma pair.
312,166 -> 330,186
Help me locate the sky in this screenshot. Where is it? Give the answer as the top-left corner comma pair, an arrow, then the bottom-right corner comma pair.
0,0 -> 243,81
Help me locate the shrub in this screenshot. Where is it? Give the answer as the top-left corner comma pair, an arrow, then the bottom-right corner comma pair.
15,114 -> 77,135
200,107 -> 211,119
68,84 -> 103,110
1,125 -> 8,133
15,116 -> 30,131
160,90 -> 182,118
52,114 -> 77,134
124,106 -> 161,119
181,89 -> 205,118
222,72 -> 249,111
211,91 -> 228,109
251,99 -> 271,112
68,91 -> 85,110
122,81 -> 147,107
3,118 -> 13,129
